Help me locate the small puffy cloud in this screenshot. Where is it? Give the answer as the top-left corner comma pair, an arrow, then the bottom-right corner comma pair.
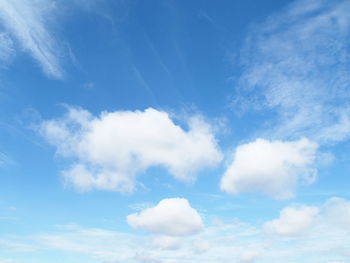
264,205 -> 319,236
220,138 -> 318,199
127,198 -> 203,236
39,107 -> 222,192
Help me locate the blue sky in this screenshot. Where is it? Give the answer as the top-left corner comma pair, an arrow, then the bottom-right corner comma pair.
0,0 -> 350,262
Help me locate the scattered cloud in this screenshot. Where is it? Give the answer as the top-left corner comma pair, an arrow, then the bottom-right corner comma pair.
39,107 -> 222,192
263,205 -> 319,236
0,0 -> 63,78
263,197 -> 350,240
83,81 -> 95,89
323,197 -> 350,231
0,152 -> 13,167
236,0 -> 350,143
192,239 -> 210,254
0,32 -> 14,64
239,250 -> 261,263
152,236 -> 181,250
127,198 -> 203,236
220,138 -> 318,199
1,197 -> 350,263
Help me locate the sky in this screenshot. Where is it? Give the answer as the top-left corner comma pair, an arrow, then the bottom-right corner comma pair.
0,0 -> 350,262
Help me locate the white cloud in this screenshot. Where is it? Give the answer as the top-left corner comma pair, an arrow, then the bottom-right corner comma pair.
220,138 -> 318,199
127,198 -> 203,236
323,197 -> 350,231
0,152 -> 13,167
0,0 -> 63,78
239,250 -> 260,263
264,205 -> 319,236
152,236 -> 181,250
0,32 -> 14,63
263,197 -> 350,240
134,253 -> 162,263
2,199 -> 350,263
40,107 -> 222,192
192,239 -> 210,254
236,0 -> 350,143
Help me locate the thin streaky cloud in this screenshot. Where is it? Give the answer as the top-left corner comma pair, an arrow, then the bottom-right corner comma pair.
0,0 -> 63,78
145,35 -> 172,77
132,66 -> 159,106
0,32 -> 14,64
0,152 -> 13,167
236,0 -> 350,144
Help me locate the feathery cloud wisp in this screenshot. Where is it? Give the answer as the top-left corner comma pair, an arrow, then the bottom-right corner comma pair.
0,0 -> 63,78
236,0 -> 350,143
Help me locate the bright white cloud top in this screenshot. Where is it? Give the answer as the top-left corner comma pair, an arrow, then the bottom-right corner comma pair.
220,138 -> 318,199
127,198 -> 203,236
40,107 -> 222,192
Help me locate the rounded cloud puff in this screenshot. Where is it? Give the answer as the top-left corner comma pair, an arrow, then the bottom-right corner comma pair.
263,205 -> 319,236
220,138 -> 318,199
127,198 -> 203,236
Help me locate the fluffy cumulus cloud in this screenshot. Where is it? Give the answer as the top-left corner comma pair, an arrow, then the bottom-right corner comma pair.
0,0 -> 63,78
264,205 -> 319,236
220,138 -> 318,199
263,197 -> 350,239
127,198 -> 203,236
40,107 -> 222,192
236,0 -> 350,143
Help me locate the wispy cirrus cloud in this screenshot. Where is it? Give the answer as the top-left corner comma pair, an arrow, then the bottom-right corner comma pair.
0,0 -> 63,78
235,0 -> 350,143
0,152 -> 13,167
0,32 -> 14,64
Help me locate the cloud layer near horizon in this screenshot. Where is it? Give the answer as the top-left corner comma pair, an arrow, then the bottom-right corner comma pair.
2,197 -> 350,263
